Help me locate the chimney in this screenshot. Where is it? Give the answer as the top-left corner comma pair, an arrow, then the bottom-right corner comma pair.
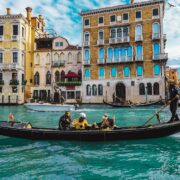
26,7 -> 32,21
39,15 -> 43,22
6,8 -> 11,15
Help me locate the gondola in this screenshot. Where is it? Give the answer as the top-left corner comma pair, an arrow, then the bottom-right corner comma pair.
103,99 -> 161,108
0,121 -> 180,141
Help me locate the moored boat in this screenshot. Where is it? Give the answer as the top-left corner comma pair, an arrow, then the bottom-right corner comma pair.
0,121 -> 180,141
24,103 -> 77,112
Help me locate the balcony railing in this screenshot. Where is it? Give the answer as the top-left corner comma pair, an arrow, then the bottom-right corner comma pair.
153,53 -> 168,61
109,36 -> 130,44
57,81 -> 82,86
83,60 -> 90,65
83,41 -> 90,47
0,80 -> 4,85
52,61 -> 65,67
135,56 -> 143,61
106,56 -> 133,63
135,35 -> 143,42
152,33 -> 160,40
10,79 -> 19,86
0,63 -> 21,70
11,35 -> 19,41
97,39 -> 104,45
97,58 -> 105,64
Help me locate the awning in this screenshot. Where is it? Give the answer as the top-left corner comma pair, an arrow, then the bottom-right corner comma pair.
65,72 -> 80,78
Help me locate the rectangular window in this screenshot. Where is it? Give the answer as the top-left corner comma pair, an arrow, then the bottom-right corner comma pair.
110,15 -> 116,22
84,19 -> 90,26
123,13 -> 129,21
0,53 -> 3,63
153,9 -> 159,16
99,17 -> 104,24
33,90 -> 38,99
76,91 -> 81,99
13,25 -> 18,35
22,27 -> 25,37
0,73 -> 2,80
55,42 -> 59,47
13,52 -> 18,63
136,11 -> 141,19
12,87 -> 18,93
12,73 -> 17,80
0,87 -> 2,93
60,42 -> 63,46
0,26 -> 3,36
61,91 -> 66,100
67,91 -> 75,99
22,74 -> 24,84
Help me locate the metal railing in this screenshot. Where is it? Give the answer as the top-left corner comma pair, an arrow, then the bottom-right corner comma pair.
106,56 -> 133,63
83,41 -> 90,47
152,33 -> 160,40
135,35 -> 143,41
97,39 -> 104,45
51,60 -> 65,67
135,56 -> 143,61
97,58 -> 105,64
153,53 -> 168,60
109,36 -> 130,44
83,60 -> 90,65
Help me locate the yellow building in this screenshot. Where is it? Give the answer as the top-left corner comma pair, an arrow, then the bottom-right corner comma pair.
0,7 -> 45,104
80,0 -> 168,103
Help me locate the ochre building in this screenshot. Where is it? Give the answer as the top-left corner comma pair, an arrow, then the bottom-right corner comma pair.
80,0 -> 168,104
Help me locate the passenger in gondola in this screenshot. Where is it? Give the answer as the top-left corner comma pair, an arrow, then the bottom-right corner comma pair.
168,80 -> 180,123
59,111 -> 71,130
72,113 -> 90,130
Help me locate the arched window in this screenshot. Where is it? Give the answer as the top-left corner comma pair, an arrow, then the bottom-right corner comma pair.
108,48 -> 113,59
153,43 -> 160,59
36,54 -> 40,64
92,84 -> 97,96
77,52 -> 81,63
68,53 -> 72,64
46,53 -> 50,64
61,70 -> 65,81
135,24 -> 142,39
153,22 -> 160,35
99,48 -> 104,59
114,47 -> 119,61
99,30 -> 104,40
153,82 -> 159,95
124,66 -> 130,77
85,49 -> 90,61
139,83 -> 145,95
127,46 -> 132,60
136,65 -> 143,76
121,47 -> 127,61
46,71 -> 51,84
55,71 -> 60,82
136,45 -> 143,61
154,64 -> 161,75
85,68 -> 90,79
34,72 -> 40,85
111,67 -> 117,77
84,32 -> 90,42
54,53 -> 59,62
86,85 -> 91,96
147,83 -> 152,95
98,84 -> 103,96
99,68 -> 105,78
60,52 -> 64,61
78,69 -> 82,81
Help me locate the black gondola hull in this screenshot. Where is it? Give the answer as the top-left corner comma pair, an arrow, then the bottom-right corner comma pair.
0,121 -> 180,141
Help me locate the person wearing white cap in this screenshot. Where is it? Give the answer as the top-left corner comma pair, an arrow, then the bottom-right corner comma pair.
72,112 -> 90,129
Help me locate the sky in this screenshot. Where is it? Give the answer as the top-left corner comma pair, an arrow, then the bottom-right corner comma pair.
0,0 -> 180,66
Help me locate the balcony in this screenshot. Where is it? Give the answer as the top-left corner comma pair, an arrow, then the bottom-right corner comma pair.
135,56 -> 143,61
106,56 -> 133,64
0,63 -> 21,70
97,58 -> 105,64
11,35 -> 19,41
135,35 -> 143,42
97,39 -> 104,45
10,79 -> 19,86
0,80 -> 4,85
152,33 -> 160,40
52,61 -> 65,67
83,60 -> 90,65
57,81 -> 82,86
109,36 -> 130,44
83,41 -> 90,47
0,35 -> 3,41
153,53 -> 168,61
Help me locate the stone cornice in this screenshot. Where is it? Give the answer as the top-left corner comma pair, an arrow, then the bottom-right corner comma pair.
0,14 -> 28,23
80,0 -> 164,16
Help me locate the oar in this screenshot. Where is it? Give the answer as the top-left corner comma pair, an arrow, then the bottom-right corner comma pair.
143,96 -> 178,126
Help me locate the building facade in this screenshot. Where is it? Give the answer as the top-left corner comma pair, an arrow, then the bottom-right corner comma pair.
32,36 -> 82,103
80,0 -> 168,104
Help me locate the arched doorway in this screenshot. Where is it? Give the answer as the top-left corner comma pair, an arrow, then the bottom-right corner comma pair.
115,83 -> 126,103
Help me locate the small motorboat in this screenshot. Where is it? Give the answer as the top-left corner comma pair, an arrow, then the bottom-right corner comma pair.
103,100 -> 161,108
0,120 -> 180,141
24,103 -> 78,112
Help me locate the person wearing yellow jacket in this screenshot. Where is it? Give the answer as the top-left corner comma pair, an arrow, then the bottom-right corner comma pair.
72,113 -> 90,130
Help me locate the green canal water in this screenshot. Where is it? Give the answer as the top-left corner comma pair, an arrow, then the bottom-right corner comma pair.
0,105 -> 179,179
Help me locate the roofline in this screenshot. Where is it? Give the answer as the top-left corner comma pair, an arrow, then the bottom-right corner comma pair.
80,0 -> 165,16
